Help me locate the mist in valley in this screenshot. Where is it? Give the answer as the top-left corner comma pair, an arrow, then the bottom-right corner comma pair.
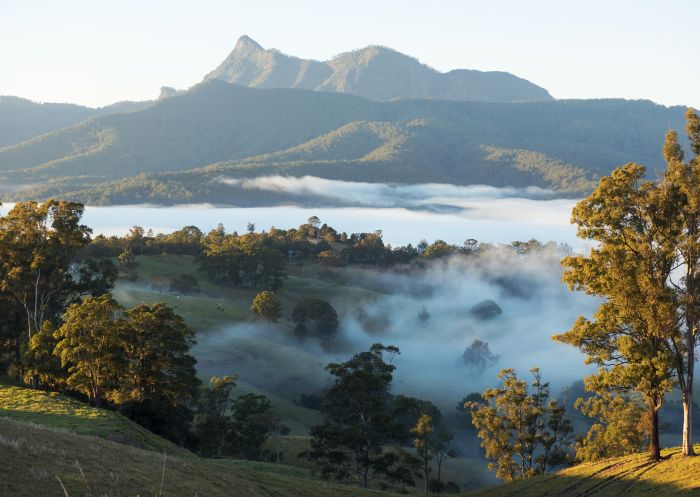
191,248 -> 598,427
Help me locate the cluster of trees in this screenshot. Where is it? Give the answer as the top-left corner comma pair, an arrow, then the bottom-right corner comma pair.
0,201 -> 288,458
0,201 -> 116,374
87,225 -> 204,258
87,215 -> 570,290
199,225 -> 288,291
553,109 -> 700,461
304,343 -> 459,494
195,375 -> 289,461
27,296 -> 200,445
0,202 -> 202,444
465,110 -> 700,477
249,291 -> 340,340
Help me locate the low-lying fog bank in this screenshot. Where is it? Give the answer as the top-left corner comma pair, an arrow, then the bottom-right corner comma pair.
2,180 -> 584,247
193,250 -> 597,414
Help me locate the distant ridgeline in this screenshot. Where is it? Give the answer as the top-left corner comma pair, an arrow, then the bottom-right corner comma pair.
0,36 -> 689,205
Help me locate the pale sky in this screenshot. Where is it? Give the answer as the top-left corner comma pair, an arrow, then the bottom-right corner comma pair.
2,0 -> 698,108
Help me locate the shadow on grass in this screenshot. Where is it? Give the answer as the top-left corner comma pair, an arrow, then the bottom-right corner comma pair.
465,451 -> 700,497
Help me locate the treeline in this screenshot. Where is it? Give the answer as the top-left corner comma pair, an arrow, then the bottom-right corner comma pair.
0,201 -> 293,459
85,214 -> 572,294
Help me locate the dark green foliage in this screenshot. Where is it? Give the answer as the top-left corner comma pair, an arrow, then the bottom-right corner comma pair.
390,395 -> 442,445
74,258 -> 118,297
195,375 -> 238,457
0,200 -> 92,340
292,298 -> 339,338
41,295 -> 200,441
119,399 -> 196,448
116,303 -> 199,406
349,232 -> 385,264
227,393 -> 277,460
305,343 -> 417,489
194,375 -> 284,461
469,301 -> 503,321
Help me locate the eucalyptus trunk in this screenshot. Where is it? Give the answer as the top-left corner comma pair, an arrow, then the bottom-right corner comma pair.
681,338 -> 695,456
649,406 -> 661,462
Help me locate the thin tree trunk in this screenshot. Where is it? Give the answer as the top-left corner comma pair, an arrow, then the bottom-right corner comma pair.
14,334 -> 21,381
649,406 -> 661,462
682,323 -> 696,456
423,454 -> 428,496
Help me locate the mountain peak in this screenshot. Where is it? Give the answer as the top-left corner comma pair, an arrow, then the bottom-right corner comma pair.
205,37 -> 552,103
234,35 -> 263,53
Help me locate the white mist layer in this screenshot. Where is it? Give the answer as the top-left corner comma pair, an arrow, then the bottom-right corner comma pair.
192,252 -> 597,410
1,180 -> 584,248
221,175 -> 555,207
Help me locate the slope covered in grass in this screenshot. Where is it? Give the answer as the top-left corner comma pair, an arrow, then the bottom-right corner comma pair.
0,417 -> 403,497
467,447 -> 700,497
0,383 -> 186,455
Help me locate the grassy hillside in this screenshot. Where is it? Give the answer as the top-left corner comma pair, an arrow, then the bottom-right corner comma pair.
466,447 -> 700,496
0,382 -> 187,455
3,398 -> 699,497
0,81 -> 688,204
0,381 -> 491,494
0,416 -> 406,497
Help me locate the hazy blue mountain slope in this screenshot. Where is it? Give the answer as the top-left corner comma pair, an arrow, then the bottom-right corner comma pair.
0,81 -> 688,204
0,81 -> 376,182
204,35 -> 552,103
0,96 -> 151,148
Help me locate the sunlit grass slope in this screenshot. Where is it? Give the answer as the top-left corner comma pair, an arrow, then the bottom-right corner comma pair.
0,417 -> 403,497
465,447 -> 700,497
0,382 -> 186,455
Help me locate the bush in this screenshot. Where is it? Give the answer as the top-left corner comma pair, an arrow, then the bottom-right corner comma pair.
251,291 -> 282,322
292,299 -> 339,338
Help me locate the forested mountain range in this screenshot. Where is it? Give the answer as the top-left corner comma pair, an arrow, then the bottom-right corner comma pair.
203,35 -> 553,103
0,36 -> 689,205
0,80 -> 687,205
